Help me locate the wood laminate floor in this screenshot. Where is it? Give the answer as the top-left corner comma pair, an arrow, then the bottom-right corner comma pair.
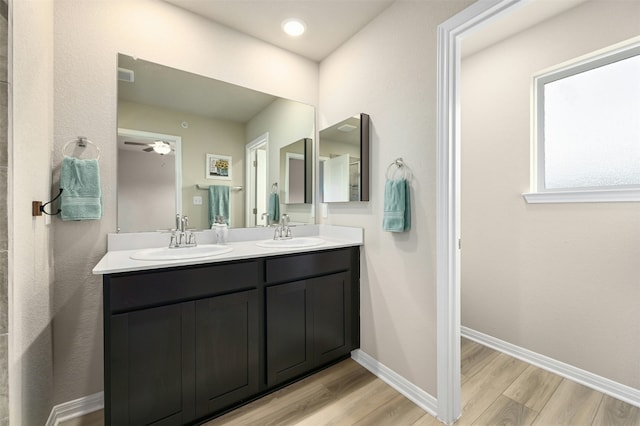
63,339 -> 640,425
458,338 -> 640,426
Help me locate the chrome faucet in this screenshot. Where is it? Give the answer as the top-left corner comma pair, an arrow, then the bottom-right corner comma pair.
273,213 -> 292,240
170,214 -> 197,248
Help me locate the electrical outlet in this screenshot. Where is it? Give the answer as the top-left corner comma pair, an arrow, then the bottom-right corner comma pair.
193,196 -> 203,205
322,203 -> 328,218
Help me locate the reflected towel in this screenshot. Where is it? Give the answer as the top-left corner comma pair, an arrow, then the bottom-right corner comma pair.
208,185 -> 230,226
383,179 -> 411,232
60,156 -> 102,221
268,192 -> 280,223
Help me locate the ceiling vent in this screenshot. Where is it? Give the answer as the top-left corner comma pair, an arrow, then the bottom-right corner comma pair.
337,124 -> 357,132
118,67 -> 135,83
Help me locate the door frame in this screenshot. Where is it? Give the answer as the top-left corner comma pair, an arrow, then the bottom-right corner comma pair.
245,133 -> 269,227
435,0 -> 527,423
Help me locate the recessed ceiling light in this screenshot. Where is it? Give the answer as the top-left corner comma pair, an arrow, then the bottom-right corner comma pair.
282,18 -> 306,37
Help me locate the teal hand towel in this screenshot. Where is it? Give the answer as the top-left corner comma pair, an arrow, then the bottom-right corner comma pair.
60,156 -> 102,221
383,179 -> 411,232
208,185 -> 230,226
268,192 -> 280,223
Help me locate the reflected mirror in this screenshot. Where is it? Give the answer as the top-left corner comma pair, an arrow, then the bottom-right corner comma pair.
280,138 -> 312,204
319,113 -> 370,202
117,54 -> 315,232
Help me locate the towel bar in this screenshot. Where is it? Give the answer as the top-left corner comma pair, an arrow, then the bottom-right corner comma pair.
196,184 -> 242,191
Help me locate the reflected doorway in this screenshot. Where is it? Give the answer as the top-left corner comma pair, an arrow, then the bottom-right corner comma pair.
246,133 -> 269,227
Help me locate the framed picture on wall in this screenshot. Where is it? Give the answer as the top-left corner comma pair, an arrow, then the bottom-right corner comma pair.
206,153 -> 232,180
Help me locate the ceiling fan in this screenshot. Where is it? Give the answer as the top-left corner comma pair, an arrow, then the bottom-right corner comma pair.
124,140 -> 173,155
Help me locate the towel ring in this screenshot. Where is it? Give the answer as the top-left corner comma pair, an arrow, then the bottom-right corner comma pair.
63,136 -> 101,160
386,158 -> 411,180
271,182 -> 278,194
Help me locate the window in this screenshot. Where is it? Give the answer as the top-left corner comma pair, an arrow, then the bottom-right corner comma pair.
525,40 -> 640,203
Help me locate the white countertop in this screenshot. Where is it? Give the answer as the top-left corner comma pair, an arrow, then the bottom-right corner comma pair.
93,225 -> 363,275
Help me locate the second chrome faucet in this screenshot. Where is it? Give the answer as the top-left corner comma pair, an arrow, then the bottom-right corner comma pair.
273,213 -> 292,240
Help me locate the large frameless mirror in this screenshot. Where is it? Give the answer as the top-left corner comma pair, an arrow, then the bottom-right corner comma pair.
116,54 -> 315,232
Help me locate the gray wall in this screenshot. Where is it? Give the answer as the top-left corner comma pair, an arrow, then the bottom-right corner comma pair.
12,0 -> 55,424
52,0 -> 317,405
319,0 -> 474,395
22,0 -> 640,417
51,0 -> 474,408
461,0 -> 640,389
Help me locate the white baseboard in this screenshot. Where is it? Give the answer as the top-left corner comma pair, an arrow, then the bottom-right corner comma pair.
44,354 -> 437,426
461,326 -> 640,409
44,335 -> 639,425
351,350 -> 439,418
45,391 -> 104,426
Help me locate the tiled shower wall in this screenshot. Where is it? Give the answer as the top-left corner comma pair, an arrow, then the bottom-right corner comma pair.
0,0 -> 7,424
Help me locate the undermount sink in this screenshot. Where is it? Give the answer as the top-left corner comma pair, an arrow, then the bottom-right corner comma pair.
255,237 -> 325,249
130,244 -> 233,261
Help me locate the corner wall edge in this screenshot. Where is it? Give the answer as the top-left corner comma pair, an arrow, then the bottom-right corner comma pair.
351,350 -> 438,418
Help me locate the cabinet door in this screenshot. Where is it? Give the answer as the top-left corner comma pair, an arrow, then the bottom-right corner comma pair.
195,290 -> 259,418
108,303 -> 195,426
266,280 -> 313,386
310,272 -> 352,366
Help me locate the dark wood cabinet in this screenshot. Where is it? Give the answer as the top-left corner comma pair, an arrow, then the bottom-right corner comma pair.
266,280 -> 313,385
109,303 -> 196,425
103,247 -> 359,425
312,272 -> 352,366
266,272 -> 352,386
194,290 -> 259,417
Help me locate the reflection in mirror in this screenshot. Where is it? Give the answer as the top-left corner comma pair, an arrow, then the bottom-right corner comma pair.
117,128 -> 182,233
319,113 -> 370,202
280,138 -> 312,204
117,54 -> 315,231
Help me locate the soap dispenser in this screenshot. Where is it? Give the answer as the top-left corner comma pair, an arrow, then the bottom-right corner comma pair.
212,215 -> 228,244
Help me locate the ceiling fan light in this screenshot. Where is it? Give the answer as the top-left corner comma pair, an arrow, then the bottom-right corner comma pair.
282,18 -> 306,37
152,141 -> 171,155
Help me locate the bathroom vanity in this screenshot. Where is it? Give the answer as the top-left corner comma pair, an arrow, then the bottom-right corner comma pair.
94,226 -> 362,425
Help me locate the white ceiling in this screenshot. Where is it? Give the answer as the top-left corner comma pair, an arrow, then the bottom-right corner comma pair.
163,0 -> 589,63
163,0 -> 396,62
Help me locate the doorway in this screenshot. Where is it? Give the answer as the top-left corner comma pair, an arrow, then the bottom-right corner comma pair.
246,133 -> 269,227
436,0 -> 528,423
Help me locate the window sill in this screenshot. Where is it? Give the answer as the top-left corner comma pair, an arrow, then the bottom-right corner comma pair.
522,188 -> 640,204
